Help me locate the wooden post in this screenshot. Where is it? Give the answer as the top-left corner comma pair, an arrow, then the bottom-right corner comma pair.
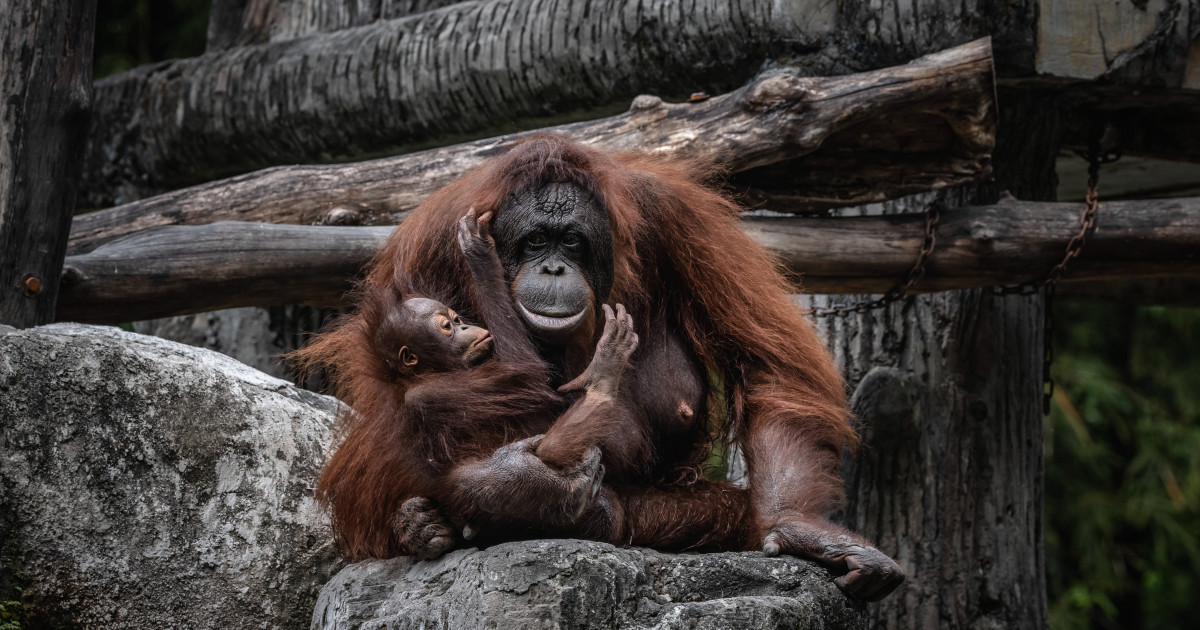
0,0 -> 96,328
800,91 -> 1058,629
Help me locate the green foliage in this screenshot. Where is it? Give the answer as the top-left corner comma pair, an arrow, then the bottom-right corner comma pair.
0,593 -> 22,630
1045,301 -> 1200,630
94,0 -> 210,78
0,532 -> 25,630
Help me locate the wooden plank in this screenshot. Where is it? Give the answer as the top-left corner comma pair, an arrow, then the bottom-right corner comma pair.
69,39 -> 996,254
56,197 -> 1200,324
0,0 -> 96,328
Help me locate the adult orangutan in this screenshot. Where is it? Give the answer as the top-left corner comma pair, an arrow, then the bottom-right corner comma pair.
301,134 -> 904,601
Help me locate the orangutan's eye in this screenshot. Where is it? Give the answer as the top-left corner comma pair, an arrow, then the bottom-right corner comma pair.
562,233 -> 580,247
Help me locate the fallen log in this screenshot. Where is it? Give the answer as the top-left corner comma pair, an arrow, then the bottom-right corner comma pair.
69,39 -> 995,255
56,197 -> 1200,324
206,0 -> 468,52
83,0 -> 841,205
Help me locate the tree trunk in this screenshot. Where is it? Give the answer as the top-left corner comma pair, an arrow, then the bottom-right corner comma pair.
206,0 -> 467,51
83,0 -> 841,206
799,92 -> 1058,629
70,40 -> 995,253
0,0 -> 96,328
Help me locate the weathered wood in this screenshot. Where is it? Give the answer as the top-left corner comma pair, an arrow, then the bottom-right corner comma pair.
801,90 -> 1060,630
1033,0 -> 1196,87
56,197 -> 1200,324
85,0 -> 1195,205
0,0 -> 96,328
68,39 -> 996,254
747,197 -> 1200,293
207,0 -> 466,51
82,0 -> 841,206
58,223 -> 391,324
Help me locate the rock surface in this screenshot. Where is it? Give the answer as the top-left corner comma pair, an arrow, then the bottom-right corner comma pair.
313,539 -> 866,630
132,307 -> 291,380
0,323 -> 343,629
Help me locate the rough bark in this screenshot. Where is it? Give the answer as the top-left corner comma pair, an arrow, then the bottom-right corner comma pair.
55,196 -> 1200,324
84,0 -> 1196,206
0,0 -> 95,328
796,92 -> 1059,629
831,0 -> 1195,86
83,0 -> 840,206
68,39 -> 995,254
1032,0 -> 1198,87
745,197 -> 1200,292
59,222 -> 388,324
207,0 -> 466,51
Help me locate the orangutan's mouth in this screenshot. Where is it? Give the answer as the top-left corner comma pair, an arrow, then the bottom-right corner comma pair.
517,302 -> 587,331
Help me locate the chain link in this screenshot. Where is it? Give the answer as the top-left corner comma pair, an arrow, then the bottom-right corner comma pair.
807,130 -> 1118,416
988,134 -> 1117,413
809,202 -> 941,318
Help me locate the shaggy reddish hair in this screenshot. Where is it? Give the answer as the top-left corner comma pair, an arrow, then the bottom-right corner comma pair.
294,134 -> 853,559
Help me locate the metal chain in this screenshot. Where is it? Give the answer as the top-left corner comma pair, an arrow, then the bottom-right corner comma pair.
988,134 -> 1118,413
807,131 -> 1118,415
809,202 -> 941,318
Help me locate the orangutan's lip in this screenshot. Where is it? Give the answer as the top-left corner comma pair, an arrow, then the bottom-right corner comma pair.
518,302 -> 586,331
470,334 -> 493,349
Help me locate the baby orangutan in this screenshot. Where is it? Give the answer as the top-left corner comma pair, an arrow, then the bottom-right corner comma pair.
363,208 -> 641,557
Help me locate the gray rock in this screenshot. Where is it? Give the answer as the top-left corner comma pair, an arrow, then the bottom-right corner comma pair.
313,539 -> 866,630
132,307 -> 290,380
0,323 -> 343,629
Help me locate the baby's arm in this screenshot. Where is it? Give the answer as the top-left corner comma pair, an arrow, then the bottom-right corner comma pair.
536,304 -> 649,477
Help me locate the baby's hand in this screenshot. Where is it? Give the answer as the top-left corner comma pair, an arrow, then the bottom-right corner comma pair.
559,304 -> 638,396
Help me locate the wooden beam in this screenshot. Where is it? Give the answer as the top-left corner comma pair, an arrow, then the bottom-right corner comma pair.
69,39 -> 996,255
0,0 -> 96,328
56,197 -> 1200,324
746,197 -> 1200,293
82,0 -> 844,205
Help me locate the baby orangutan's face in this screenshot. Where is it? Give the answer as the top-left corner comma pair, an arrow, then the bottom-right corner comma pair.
396,297 -> 493,371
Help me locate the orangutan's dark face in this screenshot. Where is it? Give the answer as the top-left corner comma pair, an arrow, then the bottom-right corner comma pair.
491,182 -> 613,343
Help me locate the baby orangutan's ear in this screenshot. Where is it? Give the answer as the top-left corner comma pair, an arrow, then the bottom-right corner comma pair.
399,346 -> 419,367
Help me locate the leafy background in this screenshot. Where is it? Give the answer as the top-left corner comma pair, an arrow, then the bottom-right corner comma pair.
1045,302 -> 1199,629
